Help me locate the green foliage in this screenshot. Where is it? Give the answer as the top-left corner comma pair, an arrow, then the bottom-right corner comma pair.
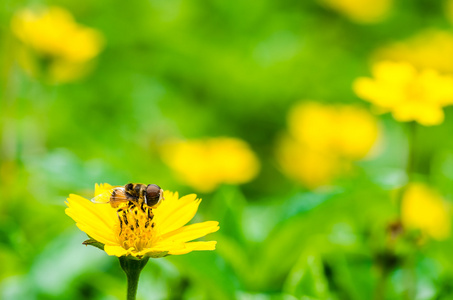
1,0 -> 453,299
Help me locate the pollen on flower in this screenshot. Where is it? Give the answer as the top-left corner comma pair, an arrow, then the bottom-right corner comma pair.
117,205 -> 157,252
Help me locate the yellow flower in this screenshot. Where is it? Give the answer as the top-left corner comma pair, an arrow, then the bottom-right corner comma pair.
401,183 -> 450,240
11,6 -> 103,82
319,0 -> 392,23
160,137 -> 260,192
65,183 -> 219,258
276,102 -> 379,188
287,102 -> 379,160
354,61 -> 453,126
374,30 -> 453,74
276,135 -> 346,189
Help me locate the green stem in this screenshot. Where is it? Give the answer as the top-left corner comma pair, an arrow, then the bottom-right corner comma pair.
403,257 -> 416,300
402,121 -> 418,299
374,267 -> 388,300
119,256 -> 150,300
397,121 -> 417,216
406,121 -> 417,182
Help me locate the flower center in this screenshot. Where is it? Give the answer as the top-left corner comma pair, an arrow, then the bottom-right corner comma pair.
117,203 -> 156,251
406,80 -> 427,104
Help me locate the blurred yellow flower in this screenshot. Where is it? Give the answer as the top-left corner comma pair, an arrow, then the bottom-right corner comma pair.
354,61 -> 453,126
276,136 -> 346,189
160,138 -> 260,192
277,102 -> 379,189
11,6 -> 103,82
66,183 -> 219,258
401,183 -> 450,240
288,102 -> 379,160
375,30 -> 453,74
319,0 -> 392,23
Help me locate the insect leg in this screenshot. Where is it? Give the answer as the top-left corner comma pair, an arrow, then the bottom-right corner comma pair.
117,209 -> 124,235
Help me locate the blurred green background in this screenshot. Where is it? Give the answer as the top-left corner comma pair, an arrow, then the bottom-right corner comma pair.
2,0 -> 453,299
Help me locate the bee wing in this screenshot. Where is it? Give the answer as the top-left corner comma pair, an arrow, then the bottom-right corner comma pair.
90,187 -> 126,204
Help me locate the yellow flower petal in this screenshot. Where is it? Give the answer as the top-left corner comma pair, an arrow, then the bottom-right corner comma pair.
320,0 -> 391,24
95,183 -> 115,197
11,6 -> 103,83
373,61 -> 416,84
76,223 -> 117,246
401,183 -> 450,240
417,107 -> 444,126
158,221 -> 220,244
353,60 -> 453,126
153,192 -> 202,235
159,137 -> 259,192
168,241 -> 217,255
135,245 -> 181,257
392,104 -> 444,126
66,194 -> 117,227
374,30 -> 453,74
65,194 -> 118,245
104,245 -> 128,257
353,78 -> 379,104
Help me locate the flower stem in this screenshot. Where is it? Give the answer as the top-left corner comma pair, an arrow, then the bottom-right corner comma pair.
119,256 -> 150,300
374,267 -> 388,300
406,121 -> 417,181
396,121 -> 417,216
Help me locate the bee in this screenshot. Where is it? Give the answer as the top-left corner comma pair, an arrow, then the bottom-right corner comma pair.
91,183 -> 164,209
91,183 -> 164,232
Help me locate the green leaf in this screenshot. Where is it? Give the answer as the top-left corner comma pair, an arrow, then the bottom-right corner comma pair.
168,251 -> 237,300
82,238 -> 105,251
147,251 -> 169,259
283,251 -> 330,300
